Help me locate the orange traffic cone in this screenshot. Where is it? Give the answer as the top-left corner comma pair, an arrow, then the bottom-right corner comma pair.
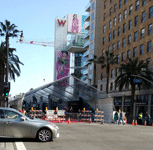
68,118 -> 71,124
152,123 -> 153,127
125,119 -> 127,124
144,120 -> 147,126
132,119 -> 134,125
101,119 -> 104,124
58,118 -> 61,123
89,118 -> 92,123
135,120 -> 137,126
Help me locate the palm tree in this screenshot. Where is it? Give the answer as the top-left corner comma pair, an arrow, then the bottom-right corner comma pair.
115,57 -> 153,121
0,20 -> 20,83
88,50 -> 118,93
0,42 -> 24,96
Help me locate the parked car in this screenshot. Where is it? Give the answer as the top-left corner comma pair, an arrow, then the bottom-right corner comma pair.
0,107 -> 59,142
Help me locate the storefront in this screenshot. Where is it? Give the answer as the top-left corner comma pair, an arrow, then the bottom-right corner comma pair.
136,94 -> 148,118
114,97 -> 122,112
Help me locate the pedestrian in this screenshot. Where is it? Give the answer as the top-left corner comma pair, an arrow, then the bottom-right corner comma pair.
138,112 -> 143,125
118,111 -> 125,125
114,111 -> 118,124
23,109 -> 26,115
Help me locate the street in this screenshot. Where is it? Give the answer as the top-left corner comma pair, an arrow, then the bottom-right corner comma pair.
0,123 -> 153,150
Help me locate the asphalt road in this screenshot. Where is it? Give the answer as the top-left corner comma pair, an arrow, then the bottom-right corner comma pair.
0,123 -> 153,150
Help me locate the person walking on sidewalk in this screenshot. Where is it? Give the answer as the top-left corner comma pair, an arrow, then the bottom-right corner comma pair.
114,111 -> 118,124
138,112 -> 143,125
118,111 -> 125,125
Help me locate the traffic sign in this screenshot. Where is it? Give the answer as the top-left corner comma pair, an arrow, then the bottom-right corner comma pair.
133,79 -> 142,84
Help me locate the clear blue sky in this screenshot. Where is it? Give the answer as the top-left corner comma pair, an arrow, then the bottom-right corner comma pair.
0,0 -> 89,97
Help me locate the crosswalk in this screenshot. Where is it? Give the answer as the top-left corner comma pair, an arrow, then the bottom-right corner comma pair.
0,142 -> 26,150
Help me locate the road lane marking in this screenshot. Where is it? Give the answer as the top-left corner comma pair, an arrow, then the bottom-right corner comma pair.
15,142 -> 26,150
6,142 -> 14,150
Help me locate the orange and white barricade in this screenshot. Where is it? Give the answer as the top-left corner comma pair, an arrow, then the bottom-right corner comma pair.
57,110 -> 66,122
94,111 -> 104,123
45,110 -> 57,121
81,110 -> 92,123
29,110 -> 44,119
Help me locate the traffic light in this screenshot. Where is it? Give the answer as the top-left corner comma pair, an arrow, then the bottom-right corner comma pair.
127,72 -> 131,81
3,82 -> 10,96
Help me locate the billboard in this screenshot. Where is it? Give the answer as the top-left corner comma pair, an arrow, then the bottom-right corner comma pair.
67,14 -> 87,33
56,51 -> 70,80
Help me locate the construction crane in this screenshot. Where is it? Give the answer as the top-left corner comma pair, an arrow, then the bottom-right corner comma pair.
16,30 -> 71,47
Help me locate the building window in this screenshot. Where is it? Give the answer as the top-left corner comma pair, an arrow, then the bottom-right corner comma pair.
104,1 -> 107,9
119,14 -> 121,22
110,83 -> 113,91
101,73 -> 103,80
142,11 -> 145,22
146,58 -> 151,67
129,20 -> 132,30
119,0 -> 122,8
113,30 -> 116,39
91,22 -> 94,31
114,4 -> 117,12
103,37 -> 105,45
127,50 -> 130,58
92,2 -> 95,10
140,44 -> 144,55
124,9 -> 127,18
124,0 -> 127,4
110,8 -> 113,16
111,70 -> 114,78
134,32 -> 138,42
109,33 -> 111,41
149,7 -> 153,18
110,0 -> 113,3
113,43 -> 115,51
122,52 -> 125,61
116,68 -> 119,77
91,12 -> 94,21
109,20 -> 112,28
128,35 -> 131,44
117,55 -> 119,63
104,13 -> 106,21
129,5 -> 133,15
90,54 -> 93,59
133,47 -> 137,57
102,49 -> 105,56
122,38 -> 125,47
89,64 -> 93,70
108,46 -> 111,53
123,23 -> 126,33
100,85 -> 103,91
147,41 -> 151,52
142,0 -> 146,6
114,17 -> 116,25
117,41 -> 120,50
89,74 -> 92,79
90,43 -> 94,50
148,24 -> 152,35
90,32 -> 94,41
118,27 -> 121,36
103,25 -> 106,33
141,28 -> 145,39
136,1 -> 139,10
135,16 -> 138,26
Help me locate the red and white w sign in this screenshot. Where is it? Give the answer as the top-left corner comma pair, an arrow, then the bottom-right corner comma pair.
57,19 -> 66,26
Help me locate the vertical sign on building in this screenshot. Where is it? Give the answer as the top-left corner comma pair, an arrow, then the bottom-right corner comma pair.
54,17 -> 69,80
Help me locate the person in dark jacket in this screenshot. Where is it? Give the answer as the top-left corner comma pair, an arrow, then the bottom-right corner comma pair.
118,111 -> 125,125
114,111 -> 118,124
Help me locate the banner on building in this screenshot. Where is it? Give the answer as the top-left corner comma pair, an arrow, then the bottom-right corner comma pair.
67,14 -> 87,33
56,51 -> 70,80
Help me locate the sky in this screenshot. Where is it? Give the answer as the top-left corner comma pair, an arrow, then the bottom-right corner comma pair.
0,0 -> 89,97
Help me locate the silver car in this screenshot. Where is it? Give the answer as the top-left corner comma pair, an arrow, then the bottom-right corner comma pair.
0,107 -> 59,142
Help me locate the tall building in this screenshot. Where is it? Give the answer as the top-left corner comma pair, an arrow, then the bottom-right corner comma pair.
84,0 -> 102,86
98,0 -> 153,118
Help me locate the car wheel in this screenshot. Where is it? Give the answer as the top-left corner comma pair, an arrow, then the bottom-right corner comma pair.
37,128 -> 52,142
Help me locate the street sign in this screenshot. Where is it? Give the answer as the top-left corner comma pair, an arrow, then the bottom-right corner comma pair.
133,78 -> 142,84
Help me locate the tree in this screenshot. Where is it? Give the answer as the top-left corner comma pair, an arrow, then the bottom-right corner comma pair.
71,68 -> 84,79
0,42 -> 24,96
88,50 -> 118,93
115,57 -> 153,121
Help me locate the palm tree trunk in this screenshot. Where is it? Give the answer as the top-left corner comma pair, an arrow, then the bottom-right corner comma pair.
106,65 -> 110,94
0,64 -> 4,97
129,83 -> 135,123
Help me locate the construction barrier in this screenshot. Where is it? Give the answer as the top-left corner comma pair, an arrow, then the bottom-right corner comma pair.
94,111 -> 104,122
81,110 -> 92,122
57,110 -> 66,121
28,110 -> 44,119
45,110 -> 57,121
